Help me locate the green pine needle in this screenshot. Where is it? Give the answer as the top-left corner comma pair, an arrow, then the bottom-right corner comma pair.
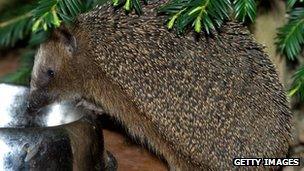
112,0 -> 143,14
32,0 -> 86,32
124,0 -> 132,11
0,50 -> 35,86
289,65 -> 304,100
233,0 -> 257,22
287,0 -> 304,9
112,0 -> 120,6
133,0 -> 143,14
0,0 -> 91,48
276,8 -> 304,61
159,0 -> 231,34
288,0 -> 298,9
0,13 -> 33,47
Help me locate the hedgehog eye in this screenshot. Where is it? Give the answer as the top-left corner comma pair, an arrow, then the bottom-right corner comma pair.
47,69 -> 55,78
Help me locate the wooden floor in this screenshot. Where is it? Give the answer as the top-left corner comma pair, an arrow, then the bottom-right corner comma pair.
0,51 -> 167,171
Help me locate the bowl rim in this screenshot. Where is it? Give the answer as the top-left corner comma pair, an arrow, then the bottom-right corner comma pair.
0,83 -> 88,129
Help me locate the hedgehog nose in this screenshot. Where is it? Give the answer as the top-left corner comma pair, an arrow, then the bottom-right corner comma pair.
26,89 -> 50,115
26,97 -> 49,115
26,100 -> 39,115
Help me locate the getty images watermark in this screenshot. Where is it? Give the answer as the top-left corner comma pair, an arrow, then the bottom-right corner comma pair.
233,158 -> 300,166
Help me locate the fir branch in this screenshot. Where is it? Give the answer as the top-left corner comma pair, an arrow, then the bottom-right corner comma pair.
159,0 -> 231,34
0,50 -> 35,86
289,65 -> 304,100
287,0 -> 304,9
32,0 -> 86,32
276,7 -> 304,61
0,14 -> 33,47
0,0 -> 89,48
0,12 -> 32,28
112,0 -> 145,15
233,0 -> 257,22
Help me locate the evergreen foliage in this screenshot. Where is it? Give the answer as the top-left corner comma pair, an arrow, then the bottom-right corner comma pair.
289,65 -> 304,101
278,0 -> 304,99
112,0 -> 147,14
276,4 -> 304,61
158,0 -> 231,34
0,0 -> 259,47
0,0 -> 100,48
0,4 -> 34,47
158,0 -> 257,33
233,0 -> 256,22
0,50 -> 35,85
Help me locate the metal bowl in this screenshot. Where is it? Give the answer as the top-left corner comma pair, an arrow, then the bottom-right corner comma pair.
0,83 -> 116,171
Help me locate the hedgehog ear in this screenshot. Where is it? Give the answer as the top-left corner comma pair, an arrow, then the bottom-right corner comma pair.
52,25 -> 77,54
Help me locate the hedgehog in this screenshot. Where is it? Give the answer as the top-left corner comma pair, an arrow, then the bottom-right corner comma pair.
27,1 -> 292,170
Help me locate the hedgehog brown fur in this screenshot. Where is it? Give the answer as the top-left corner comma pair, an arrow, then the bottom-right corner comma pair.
28,1 -> 292,170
